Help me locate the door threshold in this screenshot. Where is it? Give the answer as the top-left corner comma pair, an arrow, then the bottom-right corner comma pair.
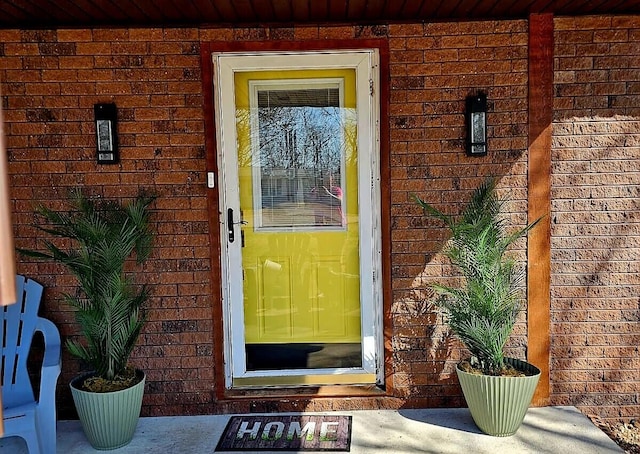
233,373 -> 377,388
224,382 -> 386,399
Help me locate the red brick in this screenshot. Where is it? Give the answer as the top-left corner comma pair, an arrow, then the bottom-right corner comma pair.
75,42 -> 112,55
57,29 -> 93,42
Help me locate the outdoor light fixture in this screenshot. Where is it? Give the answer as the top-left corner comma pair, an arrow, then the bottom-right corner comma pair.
94,103 -> 118,164
465,93 -> 487,156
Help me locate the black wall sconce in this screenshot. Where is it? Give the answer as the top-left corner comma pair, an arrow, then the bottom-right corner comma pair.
465,93 -> 487,156
94,103 -> 118,164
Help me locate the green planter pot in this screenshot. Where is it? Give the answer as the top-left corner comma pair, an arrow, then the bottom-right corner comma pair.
70,370 -> 146,450
456,358 -> 541,437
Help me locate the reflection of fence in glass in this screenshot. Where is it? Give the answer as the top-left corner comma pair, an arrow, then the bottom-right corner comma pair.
260,169 -> 343,227
257,87 -> 349,229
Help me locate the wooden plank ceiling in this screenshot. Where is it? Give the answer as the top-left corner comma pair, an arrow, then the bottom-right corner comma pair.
1,0 -> 639,29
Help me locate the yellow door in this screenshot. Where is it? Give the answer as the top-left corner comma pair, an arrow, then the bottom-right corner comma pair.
214,50 -> 381,388
235,69 -> 362,374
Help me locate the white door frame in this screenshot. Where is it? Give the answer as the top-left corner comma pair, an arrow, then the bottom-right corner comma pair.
212,49 -> 382,388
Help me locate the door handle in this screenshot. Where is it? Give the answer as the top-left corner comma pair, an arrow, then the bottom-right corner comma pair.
227,208 -> 235,243
227,208 -> 248,244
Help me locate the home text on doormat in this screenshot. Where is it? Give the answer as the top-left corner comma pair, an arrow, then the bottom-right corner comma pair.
216,415 -> 352,452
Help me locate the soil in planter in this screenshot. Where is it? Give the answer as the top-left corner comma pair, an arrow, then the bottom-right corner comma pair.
79,367 -> 142,393
459,360 -> 537,377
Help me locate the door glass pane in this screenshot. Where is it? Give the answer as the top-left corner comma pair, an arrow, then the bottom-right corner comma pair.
255,85 -> 346,230
235,70 -> 362,373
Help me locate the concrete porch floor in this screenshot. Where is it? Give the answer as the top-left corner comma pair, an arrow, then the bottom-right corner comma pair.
0,406 -> 623,453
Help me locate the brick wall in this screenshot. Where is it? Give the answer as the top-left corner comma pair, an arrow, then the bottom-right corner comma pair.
1,14 -> 638,423
0,21 -> 531,417
1,27 -> 213,417
387,19 -> 530,407
552,16 -> 640,422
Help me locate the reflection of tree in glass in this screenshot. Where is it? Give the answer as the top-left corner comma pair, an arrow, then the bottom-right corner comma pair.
234,107 -> 356,170
235,108 -> 252,168
235,85 -> 357,228
258,105 -> 343,172
257,104 -> 345,217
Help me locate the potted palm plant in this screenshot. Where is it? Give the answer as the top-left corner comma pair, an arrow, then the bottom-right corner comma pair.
416,178 -> 542,437
21,190 -> 155,449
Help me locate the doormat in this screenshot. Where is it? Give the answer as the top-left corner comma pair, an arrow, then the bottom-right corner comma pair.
216,415 -> 352,452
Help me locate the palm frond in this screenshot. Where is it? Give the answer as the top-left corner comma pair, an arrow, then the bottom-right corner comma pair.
418,177 -> 541,375
19,190 -> 155,380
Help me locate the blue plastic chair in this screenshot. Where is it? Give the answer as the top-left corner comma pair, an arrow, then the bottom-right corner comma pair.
1,275 -> 61,454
